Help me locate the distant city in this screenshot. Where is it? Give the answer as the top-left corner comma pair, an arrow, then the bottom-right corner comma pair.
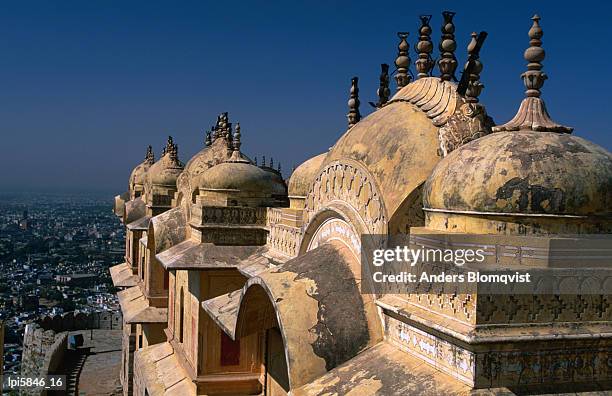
0,192 -> 124,374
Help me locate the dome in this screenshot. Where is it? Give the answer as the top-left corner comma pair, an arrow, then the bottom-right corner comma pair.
288,153 -> 327,197
129,161 -> 150,188
424,131 -> 612,216
197,161 -> 286,196
146,138 -> 184,188
184,138 -> 234,177
147,155 -> 183,187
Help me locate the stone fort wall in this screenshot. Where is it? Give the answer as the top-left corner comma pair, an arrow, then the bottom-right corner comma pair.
19,310 -> 122,395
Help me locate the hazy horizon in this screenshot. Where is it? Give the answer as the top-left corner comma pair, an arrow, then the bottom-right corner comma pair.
2,0 -> 612,194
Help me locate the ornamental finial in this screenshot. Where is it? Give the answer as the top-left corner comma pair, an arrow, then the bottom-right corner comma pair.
415,15 -> 434,78
395,32 -> 411,90
462,32 -> 486,103
493,15 -> 572,133
375,64 -> 390,108
523,14 -> 545,98
144,145 -> 154,165
347,77 -> 361,128
438,11 -> 458,81
205,130 -> 211,147
233,123 -> 241,153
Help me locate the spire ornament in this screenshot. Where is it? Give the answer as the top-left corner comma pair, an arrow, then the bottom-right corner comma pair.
374,64 -> 390,108
347,77 -> 361,128
394,32 -> 412,90
438,11 -> 458,81
415,15 -> 434,78
457,32 -> 487,102
205,131 -> 212,147
493,15 -> 572,133
144,145 -> 155,165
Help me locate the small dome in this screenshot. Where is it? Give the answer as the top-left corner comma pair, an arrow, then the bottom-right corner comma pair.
147,153 -> 183,187
288,153 -> 327,197
198,161 -> 286,196
424,131 -> 612,216
130,161 -> 150,188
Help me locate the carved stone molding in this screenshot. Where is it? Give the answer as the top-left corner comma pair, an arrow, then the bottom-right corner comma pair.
304,161 -> 387,237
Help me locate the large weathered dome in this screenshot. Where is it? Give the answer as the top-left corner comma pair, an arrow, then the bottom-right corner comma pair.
288,153 -> 326,197
424,131 -> 612,216
198,161 -> 286,196
321,77 -> 489,219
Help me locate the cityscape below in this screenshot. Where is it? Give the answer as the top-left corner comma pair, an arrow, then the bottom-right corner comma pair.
0,192 -> 124,375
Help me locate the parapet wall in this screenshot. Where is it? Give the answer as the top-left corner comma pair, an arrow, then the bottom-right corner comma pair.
37,310 -> 122,332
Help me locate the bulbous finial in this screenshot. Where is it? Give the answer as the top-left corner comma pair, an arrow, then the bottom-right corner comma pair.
462,32 -> 486,103
395,32 -> 412,90
375,64 -> 390,108
144,145 -> 155,165
438,11 -> 458,81
415,15 -> 434,79
493,15 -> 572,134
347,76 -> 361,128
523,14 -> 546,98
233,123 -> 241,153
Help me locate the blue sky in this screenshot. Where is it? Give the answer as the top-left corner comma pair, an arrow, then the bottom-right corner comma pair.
1,1 -> 611,193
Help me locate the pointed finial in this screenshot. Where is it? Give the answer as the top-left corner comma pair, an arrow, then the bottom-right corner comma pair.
438,11 -> 458,81
254,156 -> 257,166
277,162 -> 281,172
459,32 -> 486,103
395,32 -> 412,90
415,15 -> 434,79
493,15 -> 572,133
270,157 -> 274,168
347,77 -> 361,128
144,145 -> 155,165
262,155 -> 266,167
205,130 -> 212,147
375,64 -> 390,107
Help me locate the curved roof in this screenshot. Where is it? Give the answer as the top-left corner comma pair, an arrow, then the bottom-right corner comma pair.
123,196 -> 146,224
424,131 -> 612,216
231,241 -> 381,389
323,97 -> 442,219
149,207 -> 187,254
197,161 -> 286,196
288,153 -> 327,197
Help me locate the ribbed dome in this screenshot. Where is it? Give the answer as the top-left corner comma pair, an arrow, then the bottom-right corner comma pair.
198,161 -> 286,196
424,131 -> 612,216
288,153 -> 326,197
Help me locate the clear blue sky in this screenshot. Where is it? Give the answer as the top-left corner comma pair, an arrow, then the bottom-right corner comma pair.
1,0 -> 611,194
